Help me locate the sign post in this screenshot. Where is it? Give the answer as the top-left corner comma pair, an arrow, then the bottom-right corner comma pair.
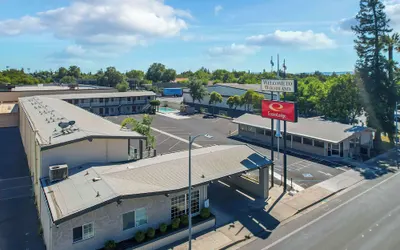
261,78 -> 297,191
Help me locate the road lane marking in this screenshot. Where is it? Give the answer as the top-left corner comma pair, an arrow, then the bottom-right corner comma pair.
157,137 -> 170,146
318,171 -> 333,177
150,127 -> 202,148
261,170 -> 400,250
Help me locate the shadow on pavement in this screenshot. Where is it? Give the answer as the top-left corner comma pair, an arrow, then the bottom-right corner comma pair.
209,182 -> 280,240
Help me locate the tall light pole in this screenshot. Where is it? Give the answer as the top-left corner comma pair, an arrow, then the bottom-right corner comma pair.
188,133 -> 213,250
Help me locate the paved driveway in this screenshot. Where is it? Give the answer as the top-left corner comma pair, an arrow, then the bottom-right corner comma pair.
0,127 -> 45,250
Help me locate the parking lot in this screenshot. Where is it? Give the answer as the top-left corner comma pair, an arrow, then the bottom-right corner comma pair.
0,128 -> 45,250
107,114 -> 350,189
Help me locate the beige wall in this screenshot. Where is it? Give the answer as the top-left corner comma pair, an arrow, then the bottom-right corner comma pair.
48,186 -> 207,250
224,169 -> 269,199
0,113 -> 18,127
0,89 -> 116,103
40,186 -> 52,249
41,138 -> 129,178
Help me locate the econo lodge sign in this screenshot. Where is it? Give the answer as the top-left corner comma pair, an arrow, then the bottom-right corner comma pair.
261,100 -> 298,122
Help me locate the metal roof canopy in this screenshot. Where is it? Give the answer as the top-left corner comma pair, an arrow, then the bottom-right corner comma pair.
41,145 -> 272,225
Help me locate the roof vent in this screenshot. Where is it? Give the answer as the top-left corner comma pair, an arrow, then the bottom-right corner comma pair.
92,177 -> 101,182
49,164 -> 68,183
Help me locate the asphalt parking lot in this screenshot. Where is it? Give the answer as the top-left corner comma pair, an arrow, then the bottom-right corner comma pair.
0,128 -> 45,250
107,114 -> 350,189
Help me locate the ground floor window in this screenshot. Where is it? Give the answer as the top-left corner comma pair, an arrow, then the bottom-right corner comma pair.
303,137 -> 312,145
122,208 -> 148,230
256,127 -> 264,135
293,135 -> 302,143
73,223 -> 94,243
171,190 -> 200,219
239,124 -> 247,131
314,140 -> 324,148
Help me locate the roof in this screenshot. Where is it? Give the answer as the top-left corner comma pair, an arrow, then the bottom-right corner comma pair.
19,96 -> 145,149
12,84 -> 112,92
41,144 -> 271,224
50,91 -> 156,100
233,113 -> 374,143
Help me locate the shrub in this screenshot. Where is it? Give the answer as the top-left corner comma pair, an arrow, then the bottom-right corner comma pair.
180,214 -> 189,226
146,227 -> 155,239
171,218 -> 181,230
159,223 -> 168,234
104,240 -> 117,250
199,107 -> 205,113
134,230 -> 145,243
200,208 -> 210,219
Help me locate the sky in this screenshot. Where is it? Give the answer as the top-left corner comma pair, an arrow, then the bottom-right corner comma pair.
0,0 -> 399,74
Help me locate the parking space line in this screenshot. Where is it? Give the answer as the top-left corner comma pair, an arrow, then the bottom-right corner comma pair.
168,141 -> 181,151
157,137 -> 171,146
151,127 -> 202,148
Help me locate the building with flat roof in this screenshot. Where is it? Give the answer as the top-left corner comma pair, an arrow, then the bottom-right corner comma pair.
39,145 -> 271,250
54,91 -> 157,116
183,84 -> 277,117
18,95 -> 147,214
233,113 -> 375,159
0,84 -> 116,103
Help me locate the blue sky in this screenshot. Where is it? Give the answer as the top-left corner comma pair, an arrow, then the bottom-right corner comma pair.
0,0 -> 399,74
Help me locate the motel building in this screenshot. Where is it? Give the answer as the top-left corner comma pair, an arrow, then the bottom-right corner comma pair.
18,95 -> 272,250
233,113 -> 375,160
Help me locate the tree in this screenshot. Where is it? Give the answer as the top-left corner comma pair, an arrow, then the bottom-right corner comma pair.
99,67 -> 125,87
252,93 -> 265,112
227,95 -> 242,110
116,81 -> 129,92
209,91 -> 223,115
188,77 -> 208,104
383,33 -> 400,87
241,90 -> 256,111
60,75 -> 76,84
150,99 -> 161,111
352,0 -> 395,143
126,70 -> 144,80
322,74 -> 363,124
68,65 -> 81,79
57,67 -> 68,80
146,63 -> 166,83
161,68 -> 177,82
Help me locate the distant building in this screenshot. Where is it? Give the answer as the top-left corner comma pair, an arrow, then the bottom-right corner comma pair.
183,83 -> 277,117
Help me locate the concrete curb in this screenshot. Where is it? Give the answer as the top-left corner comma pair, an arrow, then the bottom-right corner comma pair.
294,188 -> 345,215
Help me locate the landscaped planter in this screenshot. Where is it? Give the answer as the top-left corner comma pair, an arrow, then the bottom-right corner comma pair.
99,214 -> 215,250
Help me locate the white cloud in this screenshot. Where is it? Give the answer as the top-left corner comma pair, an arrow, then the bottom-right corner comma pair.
333,1 -> 400,33
245,30 -> 337,49
214,5 -> 223,16
208,43 -> 259,57
0,0 -> 190,57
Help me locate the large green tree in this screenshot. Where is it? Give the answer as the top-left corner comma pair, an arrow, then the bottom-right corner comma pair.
60,75 -> 76,84
352,0 -> 395,143
68,65 -> 81,79
161,68 -> 177,82
126,70 -> 144,80
99,67 -> 125,87
146,63 -> 166,83
188,77 -> 208,104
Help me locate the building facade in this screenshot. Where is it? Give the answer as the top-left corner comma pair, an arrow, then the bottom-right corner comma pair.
233,114 -> 375,160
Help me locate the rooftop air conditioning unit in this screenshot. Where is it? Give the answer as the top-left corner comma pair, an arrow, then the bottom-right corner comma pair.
49,164 -> 68,182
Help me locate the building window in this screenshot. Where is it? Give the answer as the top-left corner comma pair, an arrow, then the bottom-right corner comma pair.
73,223 -> 94,243
99,108 -> 104,114
265,130 -> 272,136
100,98 -> 103,103
256,127 -> 264,135
123,211 -> 135,230
135,208 -> 148,227
247,126 -> 255,133
239,124 -> 247,131
286,134 -> 292,141
128,97 -> 131,101
303,138 -> 312,145
148,96 -> 151,99
314,140 -> 324,148
171,190 -> 200,220
293,135 -> 302,143
122,208 -> 148,231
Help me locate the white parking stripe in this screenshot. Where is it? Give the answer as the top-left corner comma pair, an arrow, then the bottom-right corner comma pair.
150,127 -> 203,148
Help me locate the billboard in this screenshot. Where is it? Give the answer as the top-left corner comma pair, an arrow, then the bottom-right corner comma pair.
261,100 -> 298,122
261,79 -> 297,93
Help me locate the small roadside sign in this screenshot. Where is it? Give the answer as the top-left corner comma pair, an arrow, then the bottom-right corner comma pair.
261,79 -> 297,93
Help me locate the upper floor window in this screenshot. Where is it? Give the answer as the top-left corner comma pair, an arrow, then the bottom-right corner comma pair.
73,223 -> 94,243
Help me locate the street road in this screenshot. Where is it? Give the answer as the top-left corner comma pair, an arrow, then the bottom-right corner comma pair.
241,169 -> 400,250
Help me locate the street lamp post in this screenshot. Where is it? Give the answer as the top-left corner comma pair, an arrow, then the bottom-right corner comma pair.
188,133 -> 213,250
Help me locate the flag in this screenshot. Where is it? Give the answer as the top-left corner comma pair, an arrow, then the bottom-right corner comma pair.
283,59 -> 287,71
270,56 -> 274,67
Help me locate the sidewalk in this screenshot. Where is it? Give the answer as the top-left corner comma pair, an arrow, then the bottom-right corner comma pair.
171,169 -> 365,250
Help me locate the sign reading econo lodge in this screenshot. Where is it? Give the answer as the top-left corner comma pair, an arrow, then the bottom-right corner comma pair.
261,79 -> 297,93
261,100 -> 298,122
